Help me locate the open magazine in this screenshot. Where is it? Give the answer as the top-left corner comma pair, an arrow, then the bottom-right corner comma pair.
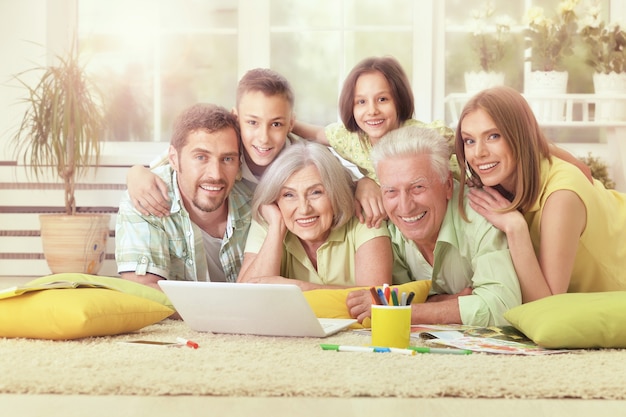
353,324 -> 570,355
410,324 -> 571,355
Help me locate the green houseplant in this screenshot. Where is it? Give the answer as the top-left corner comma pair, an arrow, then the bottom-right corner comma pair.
464,2 -> 515,93
579,4 -> 626,75
524,0 -> 579,72
467,2 -> 515,73
578,4 -> 626,120
11,41 -> 110,274
523,0 -> 579,121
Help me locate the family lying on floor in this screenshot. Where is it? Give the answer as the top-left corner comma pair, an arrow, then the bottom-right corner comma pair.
114,56 -> 626,329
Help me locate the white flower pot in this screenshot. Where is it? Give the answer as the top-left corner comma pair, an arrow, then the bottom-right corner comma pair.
593,72 -> 626,121
464,71 -> 505,94
525,71 -> 568,122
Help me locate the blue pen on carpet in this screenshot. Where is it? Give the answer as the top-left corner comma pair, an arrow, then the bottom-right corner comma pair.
320,344 -> 415,355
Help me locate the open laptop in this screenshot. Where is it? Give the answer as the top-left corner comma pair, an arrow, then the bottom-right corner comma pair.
159,281 -> 357,337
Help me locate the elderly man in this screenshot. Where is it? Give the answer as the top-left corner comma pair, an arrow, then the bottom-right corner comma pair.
115,103 -> 252,289
347,125 -> 521,326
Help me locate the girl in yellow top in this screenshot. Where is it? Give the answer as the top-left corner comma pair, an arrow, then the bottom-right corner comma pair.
456,86 -> 626,303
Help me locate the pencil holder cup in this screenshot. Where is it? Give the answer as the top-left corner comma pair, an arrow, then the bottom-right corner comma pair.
371,305 -> 411,348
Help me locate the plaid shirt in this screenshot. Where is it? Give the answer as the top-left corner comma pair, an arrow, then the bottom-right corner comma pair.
115,165 -> 252,283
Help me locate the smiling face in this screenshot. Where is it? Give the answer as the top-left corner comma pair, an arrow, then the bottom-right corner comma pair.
460,108 -> 517,193
276,164 -> 334,246
378,154 -> 452,250
235,91 -> 294,178
352,71 -> 400,143
169,127 -> 240,217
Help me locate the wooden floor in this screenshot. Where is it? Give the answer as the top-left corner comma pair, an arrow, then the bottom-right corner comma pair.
2,396 -> 626,417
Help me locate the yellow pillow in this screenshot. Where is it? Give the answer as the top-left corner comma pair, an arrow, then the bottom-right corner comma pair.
26,273 -> 174,309
0,288 -> 174,340
303,280 -> 432,329
504,292 -> 626,349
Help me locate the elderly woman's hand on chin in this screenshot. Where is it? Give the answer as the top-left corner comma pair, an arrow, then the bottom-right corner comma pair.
259,203 -> 281,224
259,203 -> 288,237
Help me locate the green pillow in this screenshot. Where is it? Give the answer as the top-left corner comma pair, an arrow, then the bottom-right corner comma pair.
504,292 -> 626,349
26,273 -> 174,309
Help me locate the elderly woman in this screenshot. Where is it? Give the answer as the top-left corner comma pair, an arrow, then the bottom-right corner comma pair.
237,141 -> 393,289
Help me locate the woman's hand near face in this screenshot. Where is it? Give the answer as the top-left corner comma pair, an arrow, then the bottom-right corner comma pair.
259,203 -> 288,238
238,205 -> 287,283
467,187 -> 526,234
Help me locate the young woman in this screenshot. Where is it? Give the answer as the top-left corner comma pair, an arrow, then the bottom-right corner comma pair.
456,85 -> 626,303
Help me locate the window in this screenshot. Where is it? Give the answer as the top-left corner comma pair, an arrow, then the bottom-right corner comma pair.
79,0 -> 238,142
77,0 -> 621,146
444,0 -> 613,99
78,0 -> 431,143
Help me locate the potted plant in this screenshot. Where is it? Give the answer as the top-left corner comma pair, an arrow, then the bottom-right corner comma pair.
523,0 -> 579,122
578,152 -> 615,190
465,2 -> 515,93
579,4 -> 626,120
524,0 -> 579,91
10,41 -> 110,274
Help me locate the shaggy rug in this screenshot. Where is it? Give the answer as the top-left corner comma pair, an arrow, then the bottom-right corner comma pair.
1,320 -> 625,399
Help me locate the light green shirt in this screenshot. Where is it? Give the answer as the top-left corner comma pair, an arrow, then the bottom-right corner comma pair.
390,182 -> 521,326
325,119 -> 455,183
244,217 -> 390,286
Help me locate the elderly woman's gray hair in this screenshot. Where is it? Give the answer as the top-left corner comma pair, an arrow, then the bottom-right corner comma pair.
371,125 -> 451,183
252,141 -> 355,229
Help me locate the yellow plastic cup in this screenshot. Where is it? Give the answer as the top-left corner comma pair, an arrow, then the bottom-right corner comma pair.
371,305 -> 411,348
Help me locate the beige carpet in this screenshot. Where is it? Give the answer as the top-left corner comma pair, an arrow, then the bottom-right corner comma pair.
1,319 -> 625,399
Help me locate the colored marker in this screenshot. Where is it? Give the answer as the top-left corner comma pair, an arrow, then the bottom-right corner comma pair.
320,344 -> 415,355
369,287 -> 381,305
376,288 -> 388,305
390,290 -> 399,306
401,292 -> 407,306
176,337 -> 199,349
405,291 -> 415,305
408,346 -> 472,355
